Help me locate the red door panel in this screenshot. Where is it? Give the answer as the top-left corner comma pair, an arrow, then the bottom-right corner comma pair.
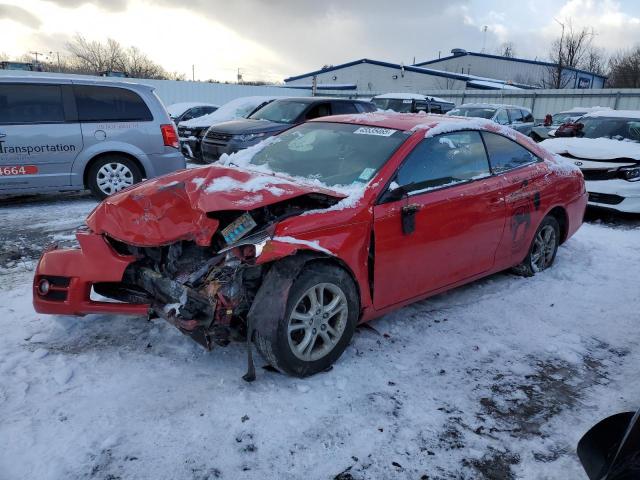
372,176 -> 505,310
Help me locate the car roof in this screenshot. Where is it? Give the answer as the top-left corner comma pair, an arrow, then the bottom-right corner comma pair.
272,96 -> 369,104
0,74 -> 153,91
310,112 -> 470,131
456,103 -> 530,111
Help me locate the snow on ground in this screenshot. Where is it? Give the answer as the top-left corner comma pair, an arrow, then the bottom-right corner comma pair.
0,192 -> 639,480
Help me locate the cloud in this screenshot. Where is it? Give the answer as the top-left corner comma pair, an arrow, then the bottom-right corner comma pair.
151,0 -> 503,76
0,4 -> 41,28
39,0 -> 128,9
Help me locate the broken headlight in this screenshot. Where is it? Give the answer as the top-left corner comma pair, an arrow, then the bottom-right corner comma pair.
218,229 -> 272,258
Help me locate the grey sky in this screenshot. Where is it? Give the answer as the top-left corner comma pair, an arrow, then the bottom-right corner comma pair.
1,0 -> 639,81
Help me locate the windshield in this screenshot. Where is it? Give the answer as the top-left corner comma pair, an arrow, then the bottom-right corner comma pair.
448,107 -> 496,119
249,100 -> 309,124
552,112 -> 582,125
578,117 -> 640,142
247,122 -> 406,186
372,98 -> 414,113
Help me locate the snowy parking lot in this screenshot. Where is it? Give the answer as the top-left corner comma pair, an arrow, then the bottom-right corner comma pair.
0,192 -> 639,480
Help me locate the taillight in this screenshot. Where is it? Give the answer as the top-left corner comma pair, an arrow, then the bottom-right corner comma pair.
161,124 -> 179,149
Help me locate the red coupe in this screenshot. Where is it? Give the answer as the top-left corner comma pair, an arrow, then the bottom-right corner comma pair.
33,113 -> 587,378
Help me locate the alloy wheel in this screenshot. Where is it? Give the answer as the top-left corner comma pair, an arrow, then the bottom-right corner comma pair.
531,225 -> 557,272
287,282 -> 348,362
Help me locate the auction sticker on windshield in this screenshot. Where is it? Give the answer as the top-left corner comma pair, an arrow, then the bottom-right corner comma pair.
0,165 -> 38,176
353,127 -> 397,137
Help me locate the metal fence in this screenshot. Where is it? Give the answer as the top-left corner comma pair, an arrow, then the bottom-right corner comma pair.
0,70 -> 310,106
329,88 -> 640,119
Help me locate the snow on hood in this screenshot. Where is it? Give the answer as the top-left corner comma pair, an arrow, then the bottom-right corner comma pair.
583,109 -> 640,119
86,146 -> 352,247
179,96 -> 277,128
541,137 -> 640,161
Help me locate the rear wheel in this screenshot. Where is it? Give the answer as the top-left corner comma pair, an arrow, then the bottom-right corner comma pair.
512,216 -> 560,277
254,263 -> 358,377
87,155 -> 142,200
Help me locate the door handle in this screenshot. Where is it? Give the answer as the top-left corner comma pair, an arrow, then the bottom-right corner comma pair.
401,203 -> 421,235
402,203 -> 421,215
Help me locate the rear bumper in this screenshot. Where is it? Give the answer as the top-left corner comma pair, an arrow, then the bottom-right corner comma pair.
145,149 -> 186,177
585,179 -> 640,213
33,231 -> 148,316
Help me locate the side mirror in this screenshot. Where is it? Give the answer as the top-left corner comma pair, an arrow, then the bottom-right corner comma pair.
578,410 -> 640,480
380,181 -> 415,203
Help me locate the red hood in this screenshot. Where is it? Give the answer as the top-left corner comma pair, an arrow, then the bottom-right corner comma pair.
86,165 -> 345,247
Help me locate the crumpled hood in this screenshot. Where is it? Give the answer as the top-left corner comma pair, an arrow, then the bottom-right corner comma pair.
86,165 -> 345,247
208,119 -> 288,135
542,137 -> 640,161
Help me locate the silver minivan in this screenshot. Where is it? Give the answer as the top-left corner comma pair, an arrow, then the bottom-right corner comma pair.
0,76 -> 185,199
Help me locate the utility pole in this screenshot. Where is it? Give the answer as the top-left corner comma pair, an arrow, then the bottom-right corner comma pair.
30,51 -> 44,64
311,75 -> 317,96
481,26 -> 488,53
48,51 -> 61,71
237,68 -> 243,84
192,64 -> 195,81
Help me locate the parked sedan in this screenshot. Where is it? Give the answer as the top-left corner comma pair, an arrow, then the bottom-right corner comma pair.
33,114 -> 586,378
529,107 -> 612,142
200,97 -> 376,163
178,96 -> 276,162
542,110 -> 640,213
167,102 -> 218,125
447,103 -> 535,135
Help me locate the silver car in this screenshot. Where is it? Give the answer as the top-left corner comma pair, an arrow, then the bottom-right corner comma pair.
0,76 -> 185,199
447,103 -> 535,135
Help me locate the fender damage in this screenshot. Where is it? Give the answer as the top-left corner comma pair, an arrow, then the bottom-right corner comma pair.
34,164 -> 362,351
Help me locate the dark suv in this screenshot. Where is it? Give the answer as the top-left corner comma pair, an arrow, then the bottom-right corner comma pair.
201,97 -> 375,162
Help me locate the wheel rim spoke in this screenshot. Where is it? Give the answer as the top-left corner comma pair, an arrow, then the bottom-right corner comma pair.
288,282 -> 348,362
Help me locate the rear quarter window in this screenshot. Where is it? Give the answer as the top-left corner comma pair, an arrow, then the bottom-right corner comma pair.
74,85 -> 153,122
482,132 -> 539,173
0,84 -> 65,124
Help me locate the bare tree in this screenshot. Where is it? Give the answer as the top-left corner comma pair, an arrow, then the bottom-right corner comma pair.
497,42 -> 516,58
607,47 -> 640,88
580,46 -> 607,76
544,20 -> 595,88
65,34 -> 176,79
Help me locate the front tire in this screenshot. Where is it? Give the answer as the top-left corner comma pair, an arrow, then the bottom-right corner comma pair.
254,263 -> 359,377
87,155 -> 142,200
512,216 -> 560,277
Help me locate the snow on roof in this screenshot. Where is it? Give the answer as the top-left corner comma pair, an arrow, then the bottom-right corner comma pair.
467,80 -> 522,90
562,106 -> 612,113
584,110 -> 640,119
179,96 -> 278,128
541,137 -> 640,160
418,117 -> 518,140
374,93 -> 427,100
166,102 -> 218,117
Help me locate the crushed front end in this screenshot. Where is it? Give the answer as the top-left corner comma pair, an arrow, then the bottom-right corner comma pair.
33,185 -> 341,351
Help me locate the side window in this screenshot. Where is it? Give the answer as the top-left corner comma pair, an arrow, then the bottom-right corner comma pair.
202,106 -> 217,115
74,85 -> 153,122
331,102 -> 358,115
508,108 -> 524,124
495,109 -> 509,125
482,131 -> 539,173
305,102 -> 332,120
0,84 -> 65,124
395,131 -> 491,191
522,110 -> 534,122
430,104 -> 443,114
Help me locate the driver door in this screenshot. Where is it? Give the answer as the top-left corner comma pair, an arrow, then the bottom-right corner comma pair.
372,131 -> 506,309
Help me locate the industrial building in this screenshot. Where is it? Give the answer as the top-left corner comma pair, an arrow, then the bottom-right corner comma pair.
283,58 -> 529,95
414,49 -> 607,89
284,49 -> 607,96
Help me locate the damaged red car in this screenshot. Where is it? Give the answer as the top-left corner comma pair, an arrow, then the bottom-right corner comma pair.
33,113 -> 587,378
